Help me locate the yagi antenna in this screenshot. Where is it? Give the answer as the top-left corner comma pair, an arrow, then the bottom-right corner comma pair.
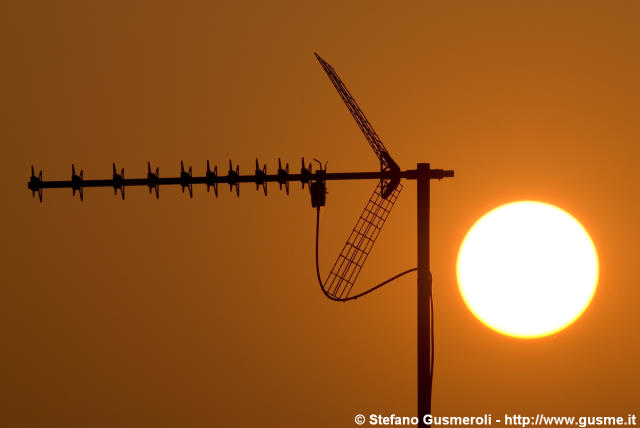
26,53 -> 454,428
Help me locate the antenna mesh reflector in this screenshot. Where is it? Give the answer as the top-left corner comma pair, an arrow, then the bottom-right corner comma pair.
324,181 -> 403,299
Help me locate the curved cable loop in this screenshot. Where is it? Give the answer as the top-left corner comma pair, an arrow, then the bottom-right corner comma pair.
314,206 -> 435,383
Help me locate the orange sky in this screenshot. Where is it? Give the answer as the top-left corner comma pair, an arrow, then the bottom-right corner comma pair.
1,1 -> 639,427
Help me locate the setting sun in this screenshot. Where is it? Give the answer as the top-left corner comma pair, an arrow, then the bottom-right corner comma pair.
457,201 -> 599,338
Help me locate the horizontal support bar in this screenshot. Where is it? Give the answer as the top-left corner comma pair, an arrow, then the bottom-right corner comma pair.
28,168 -> 454,191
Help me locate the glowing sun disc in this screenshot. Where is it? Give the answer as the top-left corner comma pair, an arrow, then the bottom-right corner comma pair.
456,201 -> 598,338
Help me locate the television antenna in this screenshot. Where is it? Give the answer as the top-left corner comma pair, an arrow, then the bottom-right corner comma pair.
27,53 -> 454,427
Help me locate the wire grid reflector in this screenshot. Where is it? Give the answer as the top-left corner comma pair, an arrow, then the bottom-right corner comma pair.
324,181 -> 403,299
315,55 -> 390,164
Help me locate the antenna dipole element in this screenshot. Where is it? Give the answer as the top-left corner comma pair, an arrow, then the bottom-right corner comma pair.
147,162 -> 160,199
112,163 -> 125,199
71,164 -> 84,201
180,161 -> 193,198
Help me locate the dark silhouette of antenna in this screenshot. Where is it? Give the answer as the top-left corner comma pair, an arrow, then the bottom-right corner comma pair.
26,53 -> 453,427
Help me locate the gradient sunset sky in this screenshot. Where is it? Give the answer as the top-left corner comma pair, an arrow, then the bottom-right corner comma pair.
2,1 -> 639,427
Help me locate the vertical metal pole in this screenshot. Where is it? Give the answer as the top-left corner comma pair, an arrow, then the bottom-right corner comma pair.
417,163 -> 432,427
